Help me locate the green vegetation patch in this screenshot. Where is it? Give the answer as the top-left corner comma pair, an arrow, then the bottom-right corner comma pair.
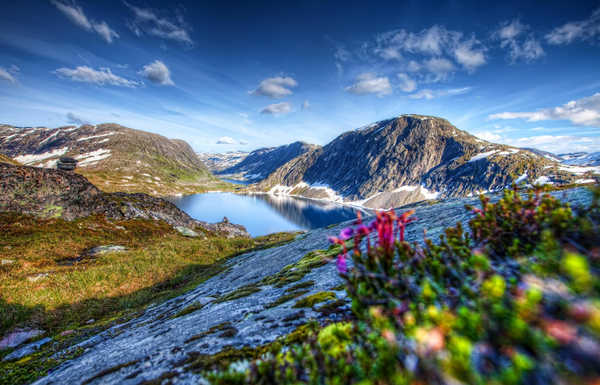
170,302 -> 205,319
293,291 -> 337,308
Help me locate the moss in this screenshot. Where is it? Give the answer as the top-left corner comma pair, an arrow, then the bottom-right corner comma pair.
315,299 -> 348,316
137,371 -> 178,385
261,247 -> 341,288
285,280 -> 315,292
183,322 -> 320,373
170,302 -> 204,319
42,204 -> 63,219
214,284 -> 261,303
293,291 -> 337,308
186,322 -> 235,343
264,289 -> 310,309
81,360 -> 139,385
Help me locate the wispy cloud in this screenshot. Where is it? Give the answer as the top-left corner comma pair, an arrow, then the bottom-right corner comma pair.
66,112 -> 90,125
546,8 -> 600,45
397,73 -> 416,92
0,65 -> 18,84
302,100 -> 310,110
494,19 -> 544,62
373,25 -> 487,75
54,66 -> 141,87
409,87 -> 471,100
216,136 -> 235,144
124,2 -> 193,45
250,76 -> 298,98
51,0 -> 119,43
260,102 -> 292,115
345,73 -> 391,97
139,60 -> 174,86
489,93 -> 600,127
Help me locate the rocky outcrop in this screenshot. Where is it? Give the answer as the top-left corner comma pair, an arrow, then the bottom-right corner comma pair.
0,123 -> 218,196
254,115 -> 586,208
0,163 -> 249,237
29,188 -> 592,385
218,141 -> 320,182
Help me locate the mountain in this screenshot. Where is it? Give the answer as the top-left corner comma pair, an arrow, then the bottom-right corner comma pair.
217,141 -> 320,182
254,115 -> 591,208
0,153 -> 19,165
0,123 -> 226,196
0,162 -> 248,237
197,151 -> 249,172
561,152 -> 600,166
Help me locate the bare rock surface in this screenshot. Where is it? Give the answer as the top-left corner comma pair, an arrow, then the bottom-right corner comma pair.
32,188 -> 591,385
0,163 -> 250,238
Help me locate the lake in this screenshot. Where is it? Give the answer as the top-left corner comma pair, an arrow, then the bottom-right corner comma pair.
166,192 -> 365,237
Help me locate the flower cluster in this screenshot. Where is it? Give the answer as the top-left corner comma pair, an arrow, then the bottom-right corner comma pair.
209,187 -> 600,385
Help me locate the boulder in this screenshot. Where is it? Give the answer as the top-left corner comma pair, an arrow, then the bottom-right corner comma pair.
57,157 -> 77,171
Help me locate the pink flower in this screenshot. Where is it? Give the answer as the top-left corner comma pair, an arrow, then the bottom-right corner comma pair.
336,254 -> 347,274
339,227 -> 354,241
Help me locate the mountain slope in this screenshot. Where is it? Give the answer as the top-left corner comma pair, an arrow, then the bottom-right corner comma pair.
197,151 -> 249,172
0,123 -> 228,196
0,153 -> 19,165
256,115 -> 587,208
217,141 -> 320,182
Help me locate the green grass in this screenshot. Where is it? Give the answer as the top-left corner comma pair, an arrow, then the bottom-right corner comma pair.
0,213 -> 297,336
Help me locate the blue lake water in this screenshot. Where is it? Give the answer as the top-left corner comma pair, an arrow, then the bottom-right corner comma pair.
166,192 -> 364,237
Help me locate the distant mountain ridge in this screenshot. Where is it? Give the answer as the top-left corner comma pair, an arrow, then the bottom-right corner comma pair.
216,141 -> 320,182
0,123 -> 225,196
197,151 -> 249,172
247,115 -> 594,208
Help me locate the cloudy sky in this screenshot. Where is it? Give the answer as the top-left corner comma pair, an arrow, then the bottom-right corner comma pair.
1,0 -> 599,153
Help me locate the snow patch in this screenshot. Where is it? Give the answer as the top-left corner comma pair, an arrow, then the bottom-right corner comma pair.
75,149 -> 111,166
559,165 -> 600,175
515,173 -> 528,184
534,176 -> 553,185
575,179 -> 596,184
76,132 -> 115,142
468,150 -> 498,163
14,147 -> 69,165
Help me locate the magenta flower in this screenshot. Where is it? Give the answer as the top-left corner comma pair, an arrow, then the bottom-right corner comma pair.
336,254 -> 347,274
339,227 -> 354,240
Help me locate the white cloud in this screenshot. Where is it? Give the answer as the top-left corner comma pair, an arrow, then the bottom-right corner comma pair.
374,25 -> 486,74
453,38 -> 486,71
505,135 -> 600,154
495,19 -> 544,62
489,93 -> 600,127
66,112 -> 90,125
54,66 -> 140,87
546,8 -> 600,45
239,140 -> 249,145
409,87 -> 471,100
473,131 -> 502,142
51,0 -> 118,43
302,100 -> 310,110
139,60 -> 174,86
124,2 -> 193,45
260,102 -> 292,115
423,58 -> 455,82
216,136 -> 235,144
251,76 -> 298,98
0,67 -> 17,84
397,73 -> 417,92
345,73 -> 392,97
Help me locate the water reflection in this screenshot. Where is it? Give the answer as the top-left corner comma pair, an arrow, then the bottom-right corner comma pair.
166,192 -> 365,237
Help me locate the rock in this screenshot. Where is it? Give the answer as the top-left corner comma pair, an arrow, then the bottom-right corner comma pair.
222,216 -> 229,223
175,226 -> 200,238
0,328 -> 44,350
3,337 -> 52,361
27,273 -> 49,282
85,245 -> 127,256
57,157 -> 77,171
1,259 -> 15,265
60,330 -> 75,337
29,189 -> 593,385
86,319 -> 95,325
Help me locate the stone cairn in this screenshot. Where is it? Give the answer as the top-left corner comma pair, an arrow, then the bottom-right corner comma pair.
57,157 -> 77,171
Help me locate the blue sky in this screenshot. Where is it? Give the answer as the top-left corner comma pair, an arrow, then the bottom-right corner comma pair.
1,0 -> 599,154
